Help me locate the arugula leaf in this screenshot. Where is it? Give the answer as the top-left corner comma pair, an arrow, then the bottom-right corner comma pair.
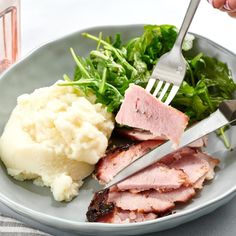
172,53 -> 236,123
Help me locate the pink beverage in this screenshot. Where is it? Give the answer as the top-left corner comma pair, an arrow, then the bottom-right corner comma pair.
0,0 -> 20,73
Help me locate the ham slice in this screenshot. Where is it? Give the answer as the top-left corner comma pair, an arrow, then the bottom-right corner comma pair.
88,146 -> 219,223
116,163 -> 190,193
98,208 -> 157,223
116,127 -> 208,148
170,153 -> 210,185
87,148 -> 219,223
95,140 -> 163,183
115,84 -> 189,145
188,136 -> 208,148
86,189 -> 157,223
194,152 -> 219,180
95,141 -> 214,186
115,149 -> 214,192
116,128 -> 167,141
90,119 -> 219,224
108,187 -> 195,213
160,147 -> 197,165
87,186 -> 195,222
160,148 -> 219,189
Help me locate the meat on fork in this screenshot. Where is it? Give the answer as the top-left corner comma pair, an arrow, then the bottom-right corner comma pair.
115,84 -> 189,146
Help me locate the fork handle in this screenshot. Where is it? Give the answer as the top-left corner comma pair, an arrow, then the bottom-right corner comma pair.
174,0 -> 201,49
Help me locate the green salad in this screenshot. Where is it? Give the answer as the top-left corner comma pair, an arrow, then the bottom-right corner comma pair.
61,24 -> 236,147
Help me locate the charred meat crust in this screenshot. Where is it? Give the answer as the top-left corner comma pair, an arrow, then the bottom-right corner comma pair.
86,189 -> 114,222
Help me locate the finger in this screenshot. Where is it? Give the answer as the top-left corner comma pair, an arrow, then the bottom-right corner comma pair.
228,11 -> 236,17
211,0 -> 226,8
227,0 -> 236,11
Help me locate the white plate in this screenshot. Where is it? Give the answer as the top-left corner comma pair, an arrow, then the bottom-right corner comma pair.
0,25 -> 235,235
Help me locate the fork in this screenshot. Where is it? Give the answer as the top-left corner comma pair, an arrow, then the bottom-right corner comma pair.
146,0 -> 201,105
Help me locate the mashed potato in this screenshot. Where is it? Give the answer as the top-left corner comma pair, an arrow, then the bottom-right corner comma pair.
0,82 -> 114,201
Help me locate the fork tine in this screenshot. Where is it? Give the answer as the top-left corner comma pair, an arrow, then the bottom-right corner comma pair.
164,85 -> 179,105
158,82 -> 170,101
145,78 -> 156,92
153,80 -> 164,97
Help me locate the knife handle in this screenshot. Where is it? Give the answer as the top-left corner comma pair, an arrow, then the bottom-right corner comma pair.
219,100 -> 236,125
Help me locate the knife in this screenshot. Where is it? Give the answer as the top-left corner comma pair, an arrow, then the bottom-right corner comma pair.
104,100 -> 236,189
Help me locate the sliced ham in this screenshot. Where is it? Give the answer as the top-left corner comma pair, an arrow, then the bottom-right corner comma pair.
160,148 -> 219,188
169,153 -> 210,185
194,152 -> 219,180
115,84 -> 189,146
98,208 -> 157,223
188,136 -> 208,148
193,175 -> 206,189
95,140 -> 163,183
108,187 -> 195,213
108,190 -> 173,213
160,147 -> 197,166
116,163 -> 190,193
116,128 -> 167,141
88,141 -> 220,223
87,187 -> 194,222
192,154 -> 219,189
116,127 -> 208,148
86,189 -> 157,223
95,139 -> 215,186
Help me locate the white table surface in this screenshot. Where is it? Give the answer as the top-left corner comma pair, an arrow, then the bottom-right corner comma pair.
2,0 -> 236,235
21,0 -> 236,56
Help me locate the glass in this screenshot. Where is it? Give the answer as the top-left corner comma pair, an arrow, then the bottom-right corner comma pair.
0,0 -> 20,73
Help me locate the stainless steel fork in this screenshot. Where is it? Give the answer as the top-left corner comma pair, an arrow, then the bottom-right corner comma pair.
146,0 -> 201,105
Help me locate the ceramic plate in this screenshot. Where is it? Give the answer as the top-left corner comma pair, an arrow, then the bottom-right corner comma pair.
0,25 -> 235,236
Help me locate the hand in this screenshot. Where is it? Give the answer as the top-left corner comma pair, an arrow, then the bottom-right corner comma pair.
209,0 -> 236,17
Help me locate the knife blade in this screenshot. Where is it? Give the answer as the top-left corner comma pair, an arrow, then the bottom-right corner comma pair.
104,100 -> 236,189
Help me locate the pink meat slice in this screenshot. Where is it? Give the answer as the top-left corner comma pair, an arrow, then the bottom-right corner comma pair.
182,152 -> 219,189
87,148 -> 220,223
188,136 -> 208,148
193,153 -> 219,188
194,152 -> 220,180
116,127 -> 208,148
116,128 -> 167,141
159,147 -> 197,166
100,208 -> 157,223
160,148 -> 219,188
108,187 -> 195,213
86,189 -> 158,223
193,175 -> 206,189
116,163 -> 190,193
115,84 -> 189,146
169,153 -> 210,185
95,140 -> 163,183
